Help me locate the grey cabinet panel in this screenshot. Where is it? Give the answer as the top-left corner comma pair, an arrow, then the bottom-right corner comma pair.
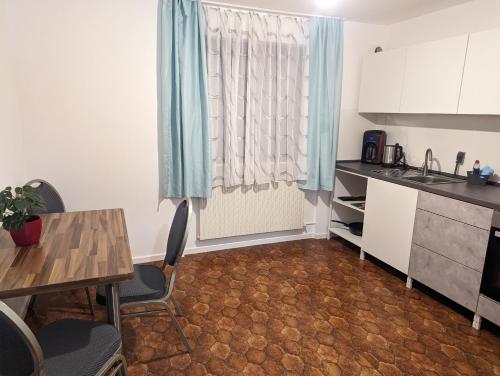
409,244 -> 481,311
417,191 -> 493,230
413,209 -> 489,272
477,295 -> 500,327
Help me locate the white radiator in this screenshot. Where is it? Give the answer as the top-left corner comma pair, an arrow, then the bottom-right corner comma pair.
199,183 -> 305,240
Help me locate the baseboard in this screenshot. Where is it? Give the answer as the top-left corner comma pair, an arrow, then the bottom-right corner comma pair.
133,253 -> 166,264
185,232 -> 317,255
132,232 -> 328,263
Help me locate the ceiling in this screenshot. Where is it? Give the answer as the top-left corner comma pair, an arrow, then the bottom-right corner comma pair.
203,0 -> 472,25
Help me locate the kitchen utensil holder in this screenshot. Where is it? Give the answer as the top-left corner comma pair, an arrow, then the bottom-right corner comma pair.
467,171 -> 490,186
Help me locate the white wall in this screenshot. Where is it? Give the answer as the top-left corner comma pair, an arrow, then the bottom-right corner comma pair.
377,0 -> 500,180
386,0 -> 500,48
380,115 -> 500,180
6,0 -> 496,261
0,1 -> 31,316
4,0 -> 174,261
2,0 -> 385,260
337,21 -> 388,160
0,1 -> 25,188
6,0 -> 497,261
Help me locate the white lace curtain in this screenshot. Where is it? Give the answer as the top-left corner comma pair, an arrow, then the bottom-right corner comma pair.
204,7 -> 309,188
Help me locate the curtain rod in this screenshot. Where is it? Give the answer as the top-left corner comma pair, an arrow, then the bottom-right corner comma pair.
201,1 -> 344,20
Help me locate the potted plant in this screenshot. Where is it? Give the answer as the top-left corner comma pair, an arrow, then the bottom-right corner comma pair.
0,186 -> 45,246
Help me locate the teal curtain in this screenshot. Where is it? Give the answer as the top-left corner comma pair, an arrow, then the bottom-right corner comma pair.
300,17 -> 343,191
158,0 -> 212,198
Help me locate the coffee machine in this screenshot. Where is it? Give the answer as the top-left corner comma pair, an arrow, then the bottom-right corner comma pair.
361,130 -> 386,164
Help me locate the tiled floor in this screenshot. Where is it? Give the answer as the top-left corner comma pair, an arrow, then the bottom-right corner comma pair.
27,239 -> 500,375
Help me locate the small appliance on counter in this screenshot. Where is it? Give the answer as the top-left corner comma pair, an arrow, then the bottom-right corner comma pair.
382,143 -> 405,167
361,130 -> 386,164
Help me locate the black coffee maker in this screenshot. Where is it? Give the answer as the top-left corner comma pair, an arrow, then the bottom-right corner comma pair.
361,130 -> 386,164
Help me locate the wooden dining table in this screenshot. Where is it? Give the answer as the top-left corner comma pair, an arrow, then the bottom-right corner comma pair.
0,208 -> 134,333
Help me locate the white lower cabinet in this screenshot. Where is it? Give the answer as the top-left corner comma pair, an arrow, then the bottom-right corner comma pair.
362,178 -> 418,274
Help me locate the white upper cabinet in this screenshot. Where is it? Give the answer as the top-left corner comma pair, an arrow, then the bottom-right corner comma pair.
358,48 -> 406,113
459,28 -> 500,115
400,35 -> 468,114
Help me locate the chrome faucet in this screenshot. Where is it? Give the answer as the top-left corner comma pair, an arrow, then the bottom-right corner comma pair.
422,148 -> 433,176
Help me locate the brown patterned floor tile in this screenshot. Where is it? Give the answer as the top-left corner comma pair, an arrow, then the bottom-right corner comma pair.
242,362 -> 265,376
377,361 -> 402,376
283,339 -> 302,355
227,352 -> 247,371
322,361 -> 342,376
247,334 -> 267,350
210,342 -> 230,360
25,239 -> 500,375
281,353 -> 305,373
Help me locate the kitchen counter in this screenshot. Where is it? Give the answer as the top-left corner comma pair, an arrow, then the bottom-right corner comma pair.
336,161 -> 500,211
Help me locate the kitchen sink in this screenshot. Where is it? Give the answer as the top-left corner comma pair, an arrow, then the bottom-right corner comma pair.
371,168 -> 409,178
402,175 -> 465,185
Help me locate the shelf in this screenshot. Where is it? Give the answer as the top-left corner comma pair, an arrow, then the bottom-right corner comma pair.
329,227 -> 363,248
332,198 -> 365,213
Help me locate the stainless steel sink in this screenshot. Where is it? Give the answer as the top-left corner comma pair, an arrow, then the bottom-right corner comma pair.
371,168 -> 414,178
402,175 -> 465,185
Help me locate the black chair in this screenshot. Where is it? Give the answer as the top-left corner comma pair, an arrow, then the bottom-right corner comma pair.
26,179 -> 94,315
0,300 -> 127,376
26,179 -> 65,215
96,198 -> 192,357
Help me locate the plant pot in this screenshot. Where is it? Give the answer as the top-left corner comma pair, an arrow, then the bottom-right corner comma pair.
9,215 -> 42,247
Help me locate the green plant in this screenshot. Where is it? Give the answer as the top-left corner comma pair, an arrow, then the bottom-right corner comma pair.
0,186 -> 45,231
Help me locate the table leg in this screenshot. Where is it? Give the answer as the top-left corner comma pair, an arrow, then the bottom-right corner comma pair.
105,283 -> 121,334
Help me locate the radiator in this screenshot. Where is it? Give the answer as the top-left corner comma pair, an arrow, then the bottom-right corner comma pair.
199,183 -> 305,240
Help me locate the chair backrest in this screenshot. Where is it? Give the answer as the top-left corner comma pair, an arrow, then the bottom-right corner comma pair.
26,179 -> 65,215
0,301 -> 44,376
162,198 -> 192,269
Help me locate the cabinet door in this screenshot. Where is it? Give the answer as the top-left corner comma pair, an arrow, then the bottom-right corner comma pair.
400,35 -> 468,114
477,295 -> 500,327
413,209 -> 489,272
362,178 -> 418,274
409,244 -> 481,311
459,28 -> 500,115
358,48 -> 406,113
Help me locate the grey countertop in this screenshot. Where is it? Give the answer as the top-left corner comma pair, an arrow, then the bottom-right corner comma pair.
336,161 -> 500,211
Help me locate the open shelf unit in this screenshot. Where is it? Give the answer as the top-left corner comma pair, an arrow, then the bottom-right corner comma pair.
329,170 -> 368,248
329,227 -> 363,248
332,197 -> 365,213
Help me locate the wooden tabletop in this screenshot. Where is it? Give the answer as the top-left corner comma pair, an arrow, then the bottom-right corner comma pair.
0,209 -> 134,299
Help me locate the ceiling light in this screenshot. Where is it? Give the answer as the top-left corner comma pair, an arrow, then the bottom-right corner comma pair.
316,0 -> 336,9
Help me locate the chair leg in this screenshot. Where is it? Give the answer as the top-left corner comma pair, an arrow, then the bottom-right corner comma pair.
28,295 -> 38,312
116,356 -> 128,376
85,287 -> 95,316
171,296 -> 183,316
103,353 -> 128,376
166,305 -> 192,353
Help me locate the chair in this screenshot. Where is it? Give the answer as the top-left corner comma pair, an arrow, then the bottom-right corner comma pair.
96,198 -> 192,357
0,300 -> 127,376
26,179 -> 94,315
